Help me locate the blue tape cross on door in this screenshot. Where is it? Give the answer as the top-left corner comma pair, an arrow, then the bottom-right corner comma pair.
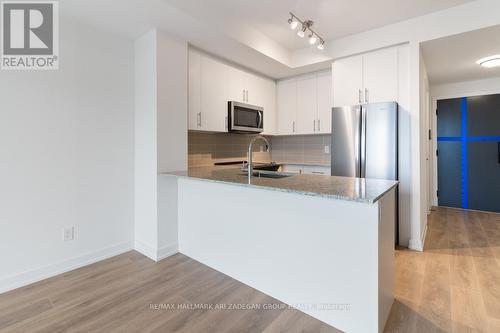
437,95 -> 500,213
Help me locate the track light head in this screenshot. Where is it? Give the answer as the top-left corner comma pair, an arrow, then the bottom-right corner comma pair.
288,18 -> 298,30
297,25 -> 306,38
309,34 -> 318,45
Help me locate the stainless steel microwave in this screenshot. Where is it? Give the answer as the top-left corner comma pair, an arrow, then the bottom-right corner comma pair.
228,101 -> 264,133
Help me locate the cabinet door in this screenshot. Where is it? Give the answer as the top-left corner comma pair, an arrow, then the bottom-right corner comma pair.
363,48 -> 398,104
296,74 -> 317,134
277,78 -> 297,135
303,165 -> 331,175
200,55 -> 229,132
188,49 -> 201,130
317,70 -> 332,134
227,66 -> 247,104
333,55 -> 363,107
259,77 -> 277,135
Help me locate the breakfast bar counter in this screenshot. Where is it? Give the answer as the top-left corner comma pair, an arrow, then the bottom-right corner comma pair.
165,166 -> 397,204
162,167 -> 396,333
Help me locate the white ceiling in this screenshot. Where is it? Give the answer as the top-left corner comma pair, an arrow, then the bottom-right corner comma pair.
62,0 -> 477,79
422,25 -> 500,85
164,0 -> 474,51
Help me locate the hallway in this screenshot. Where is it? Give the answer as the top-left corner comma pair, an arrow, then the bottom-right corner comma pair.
385,207 -> 500,332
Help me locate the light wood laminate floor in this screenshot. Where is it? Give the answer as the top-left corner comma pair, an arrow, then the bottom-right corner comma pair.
385,207 -> 500,333
1,207 -> 499,332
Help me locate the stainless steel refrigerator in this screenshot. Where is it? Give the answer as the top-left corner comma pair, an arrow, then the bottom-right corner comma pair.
331,101 -> 399,241
331,101 -> 398,180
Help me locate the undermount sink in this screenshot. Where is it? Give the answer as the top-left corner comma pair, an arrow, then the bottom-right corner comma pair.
246,170 -> 295,179
251,162 -> 281,172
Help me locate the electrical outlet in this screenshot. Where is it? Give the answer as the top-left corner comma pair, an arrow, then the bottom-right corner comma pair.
63,226 -> 74,242
324,145 -> 330,154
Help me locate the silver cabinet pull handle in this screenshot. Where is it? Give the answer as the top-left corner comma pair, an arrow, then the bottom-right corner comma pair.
365,88 -> 368,103
318,119 -> 321,132
293,121 -> 295,133
197,112 -> 201,127
246,90 -> 249,102
313,120 -> 316,132
358,89 -> 362,104
225,116 -> 228,130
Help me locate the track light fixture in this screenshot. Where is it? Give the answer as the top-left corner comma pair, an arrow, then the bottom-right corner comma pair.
288,12 -> 325,50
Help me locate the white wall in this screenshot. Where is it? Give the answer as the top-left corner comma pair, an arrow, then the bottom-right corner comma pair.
430,76 -> 500,206
396,45 -> 411,247
156,32 -> 188,173
134,31 -> 159,259
418,52 -> 430,250
0,18 -> 134,292
134,29 -> 187,261
156,31 -> 187,257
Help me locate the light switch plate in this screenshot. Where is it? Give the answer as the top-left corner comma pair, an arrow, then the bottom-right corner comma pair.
63,226 -> 74,241
324,145 -> 330,154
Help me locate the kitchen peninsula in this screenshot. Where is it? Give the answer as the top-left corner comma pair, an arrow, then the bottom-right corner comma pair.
163,167 -> 397,333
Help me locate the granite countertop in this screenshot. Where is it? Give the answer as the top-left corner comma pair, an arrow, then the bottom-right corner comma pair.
163,167 -> 398,204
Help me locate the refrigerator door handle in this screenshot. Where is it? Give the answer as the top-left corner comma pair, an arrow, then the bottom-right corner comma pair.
360,105 -> 367,178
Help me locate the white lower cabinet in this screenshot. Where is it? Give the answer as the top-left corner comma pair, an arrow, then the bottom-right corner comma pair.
281,164 -> 331,175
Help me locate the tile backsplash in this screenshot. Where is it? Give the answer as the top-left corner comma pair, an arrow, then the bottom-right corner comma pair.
188,132 -> 271,167
188,132 -> 331,167
271,135 -> 331,165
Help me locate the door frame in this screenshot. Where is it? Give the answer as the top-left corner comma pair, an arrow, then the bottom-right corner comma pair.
431,87 -> 500,207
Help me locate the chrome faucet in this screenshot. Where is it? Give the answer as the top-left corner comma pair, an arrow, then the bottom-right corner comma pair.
247,135 -> 271,183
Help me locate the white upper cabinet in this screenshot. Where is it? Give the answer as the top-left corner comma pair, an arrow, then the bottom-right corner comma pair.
316,70 -> 332,134
200,55 -> 230,132
188,49 -> 201,131
333,55 -> 363,107
277,70 -> 333,135
332,46 -> 398,107
363,47 -> 398,104
296,74 -> 317,135
188,48 -> 277,134
257,77 -> 277,136
277,78 -> 297,135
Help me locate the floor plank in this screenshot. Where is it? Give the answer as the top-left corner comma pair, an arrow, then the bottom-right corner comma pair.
385,207 -> 500,333
1,207 -> 500,332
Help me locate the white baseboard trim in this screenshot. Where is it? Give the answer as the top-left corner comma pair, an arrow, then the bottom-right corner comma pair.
421,222 -> 428,249
408,238 -> 423,251
134,240 -> 158,261
0,241 -> 133,294
134,240 -> 178,262
157,244 -> 178,261
408,223 -> 427,252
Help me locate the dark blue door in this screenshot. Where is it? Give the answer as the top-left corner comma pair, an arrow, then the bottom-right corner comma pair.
437,94 -> 500,213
